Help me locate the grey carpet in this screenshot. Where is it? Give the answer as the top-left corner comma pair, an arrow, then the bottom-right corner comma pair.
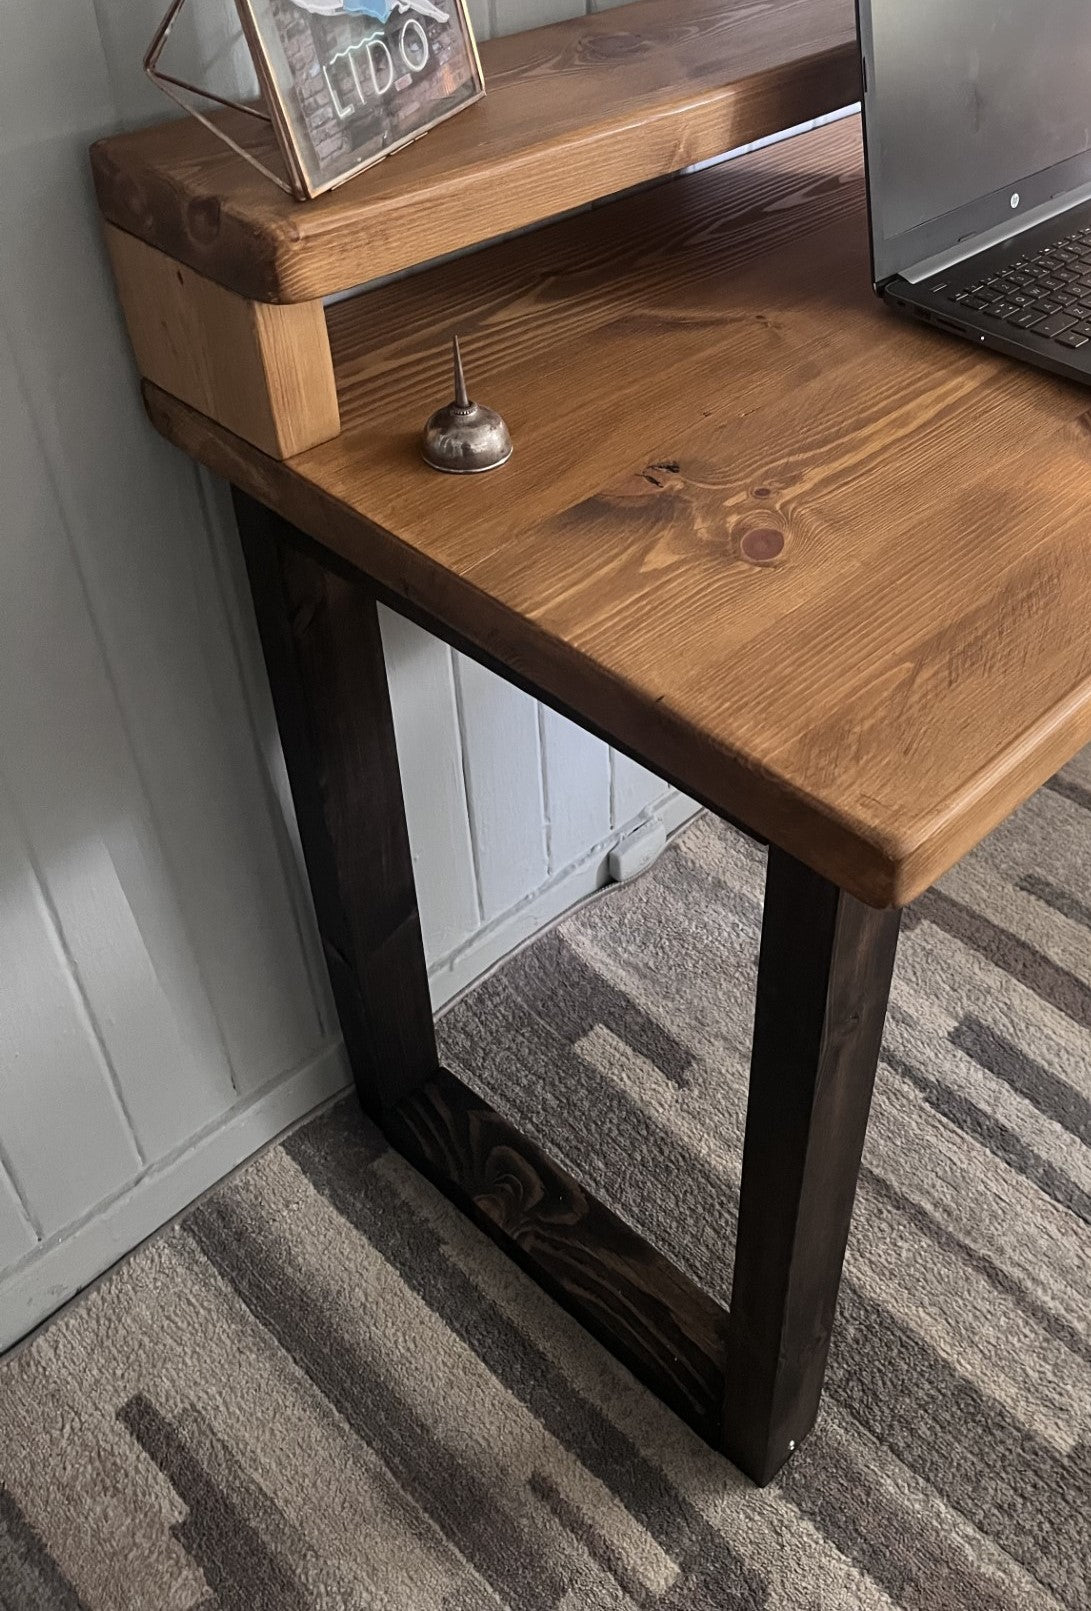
1,754 -> 1089,1610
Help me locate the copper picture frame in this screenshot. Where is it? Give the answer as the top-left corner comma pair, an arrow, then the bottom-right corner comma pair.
146,0 -> 485,202
145,0 -> 295,194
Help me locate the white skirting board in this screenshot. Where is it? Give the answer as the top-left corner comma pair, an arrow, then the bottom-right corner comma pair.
0,1039 -> 349,1356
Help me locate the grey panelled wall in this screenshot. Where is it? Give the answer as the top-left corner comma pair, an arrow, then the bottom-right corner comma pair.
0,0 -> 843,1352
0,0 -> 339,1352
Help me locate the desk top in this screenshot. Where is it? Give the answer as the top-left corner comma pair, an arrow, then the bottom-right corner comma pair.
145,118 -> 1091,907
91,0 -> 857,303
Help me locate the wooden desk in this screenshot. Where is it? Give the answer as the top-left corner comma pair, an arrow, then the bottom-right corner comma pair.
93,15 -> 1091,1487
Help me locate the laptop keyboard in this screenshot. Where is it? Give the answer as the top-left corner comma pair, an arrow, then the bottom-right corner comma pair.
944,223 -> 1091,349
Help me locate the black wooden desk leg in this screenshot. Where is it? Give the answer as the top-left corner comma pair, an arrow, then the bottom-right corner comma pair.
232,490 -> 438,1116
722,847 -> 901,1485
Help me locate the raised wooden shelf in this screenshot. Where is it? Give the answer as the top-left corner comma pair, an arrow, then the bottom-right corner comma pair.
92,0 -> 857,460
91,0 -> 857,305
141,117 -> 1091,907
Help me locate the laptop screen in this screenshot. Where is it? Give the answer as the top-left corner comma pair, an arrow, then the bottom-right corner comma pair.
859,0 -> 1091,283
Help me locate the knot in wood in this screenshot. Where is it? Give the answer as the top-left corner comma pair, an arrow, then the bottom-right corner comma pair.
740,527 -> 786,565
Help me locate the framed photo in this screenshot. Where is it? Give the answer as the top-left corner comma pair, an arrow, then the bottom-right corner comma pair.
236,0 -> 485,199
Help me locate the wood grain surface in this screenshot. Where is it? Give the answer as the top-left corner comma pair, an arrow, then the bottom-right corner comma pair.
144,118 -> 1091,906
104,227 -> 339,457
90,0 -> 858,302
385,1070 -> 729,1438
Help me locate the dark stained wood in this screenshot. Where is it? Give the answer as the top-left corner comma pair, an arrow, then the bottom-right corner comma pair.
234,492 -> 438,1113
384,1069 -> 729,1440
722,847 -> 901,1484
147,118 -> 1091,907
90,0 -> 858,302
231,499 -> 901,1484
238,490 -> 732,1446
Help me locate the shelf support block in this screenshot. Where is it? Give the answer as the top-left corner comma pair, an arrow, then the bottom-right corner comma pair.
104,225 -> 339,460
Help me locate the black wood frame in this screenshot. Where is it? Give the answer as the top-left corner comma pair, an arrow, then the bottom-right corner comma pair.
234,489 -> 902,1486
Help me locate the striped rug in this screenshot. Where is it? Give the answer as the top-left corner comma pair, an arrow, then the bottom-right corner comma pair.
1,756 -> 1089,1610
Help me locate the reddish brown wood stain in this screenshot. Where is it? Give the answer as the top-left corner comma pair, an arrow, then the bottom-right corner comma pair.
741,527 -> 786,564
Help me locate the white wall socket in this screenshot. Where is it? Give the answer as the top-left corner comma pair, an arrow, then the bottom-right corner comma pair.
607,815 -> 668,883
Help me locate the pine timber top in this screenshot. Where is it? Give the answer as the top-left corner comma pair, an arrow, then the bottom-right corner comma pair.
142,118 -> 1091,907
90,0 -> 858,304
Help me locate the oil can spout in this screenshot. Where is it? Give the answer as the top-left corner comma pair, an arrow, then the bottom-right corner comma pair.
452,336 -> 470,410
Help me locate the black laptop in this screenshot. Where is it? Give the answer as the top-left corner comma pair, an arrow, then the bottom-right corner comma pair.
857,0 -> 1091,383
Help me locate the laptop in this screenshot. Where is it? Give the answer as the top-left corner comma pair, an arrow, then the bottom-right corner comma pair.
857,0 -> 1091,383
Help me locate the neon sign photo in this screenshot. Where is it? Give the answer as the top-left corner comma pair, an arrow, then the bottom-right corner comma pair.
237,0 -> 484,197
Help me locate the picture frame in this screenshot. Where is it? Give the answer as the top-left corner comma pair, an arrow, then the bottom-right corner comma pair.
235,0 -> 485,199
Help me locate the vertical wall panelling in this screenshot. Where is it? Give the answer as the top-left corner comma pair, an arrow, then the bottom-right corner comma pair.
467,0 -> 493,40
379,611 -> 481,960
0,319 -> 237,1163
1,0 -> 325,1099
541,708 -> 613,873
0,784 -> 142,1237
0,0 -> 345,1350
194,470 -> 337,1037
453,654 -> 550,920
0,1168 -> 35,1275
490,0 -> 584,34
612,753 -> 675,830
